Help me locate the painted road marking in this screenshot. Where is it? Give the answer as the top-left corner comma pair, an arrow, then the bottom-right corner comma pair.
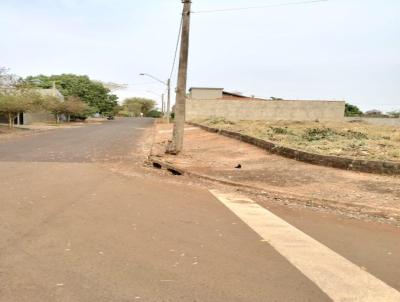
210,190 -> 400,302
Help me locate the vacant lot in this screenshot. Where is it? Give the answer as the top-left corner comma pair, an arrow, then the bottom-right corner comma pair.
197,118 -> 400,162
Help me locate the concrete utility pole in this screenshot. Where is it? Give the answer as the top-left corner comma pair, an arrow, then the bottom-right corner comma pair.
161,93 -> 165,114
167,0 -> 191,154
166,78 -> 171,123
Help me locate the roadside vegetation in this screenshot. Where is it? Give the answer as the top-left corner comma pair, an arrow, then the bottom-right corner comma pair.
345,102 -> 400,118
197,118 -> 400,162
119,97 -> 159,117
26,74 -> 119,116
0,68 -> 121,129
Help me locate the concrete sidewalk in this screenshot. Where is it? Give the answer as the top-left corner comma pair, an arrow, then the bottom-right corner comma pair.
152,124 -> 400,222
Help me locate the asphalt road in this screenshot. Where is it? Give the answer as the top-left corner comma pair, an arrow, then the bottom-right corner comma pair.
0,118 -> 154,162
0,118 -> 399,302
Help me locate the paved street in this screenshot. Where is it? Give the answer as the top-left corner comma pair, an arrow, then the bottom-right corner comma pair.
0,118 -> 399,301
0,118 -> 154,163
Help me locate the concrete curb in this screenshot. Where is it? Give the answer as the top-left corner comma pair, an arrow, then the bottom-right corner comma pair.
149,156 -> 400,222
188,122 -> 400,175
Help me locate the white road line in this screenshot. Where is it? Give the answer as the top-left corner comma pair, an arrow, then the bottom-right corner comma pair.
210,190 -> 400,302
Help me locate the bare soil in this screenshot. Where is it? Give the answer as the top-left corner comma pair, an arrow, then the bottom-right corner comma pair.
152,124 -> 400,221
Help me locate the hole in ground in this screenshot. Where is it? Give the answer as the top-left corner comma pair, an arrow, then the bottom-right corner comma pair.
153,162 -> 162,169
168,168 -> 182,176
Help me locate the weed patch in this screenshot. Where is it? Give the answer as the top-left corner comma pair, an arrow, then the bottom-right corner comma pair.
198,118 -> 400,162
302,128 -> 337,141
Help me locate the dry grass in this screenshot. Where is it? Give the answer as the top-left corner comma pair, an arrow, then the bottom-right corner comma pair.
197,118 -> 400,162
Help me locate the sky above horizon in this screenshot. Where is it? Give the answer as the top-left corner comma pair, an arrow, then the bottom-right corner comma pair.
1,0 -> 399,111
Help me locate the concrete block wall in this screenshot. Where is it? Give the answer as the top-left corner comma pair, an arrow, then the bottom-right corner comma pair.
24,112 -> 55,124
186,98 -> 345,122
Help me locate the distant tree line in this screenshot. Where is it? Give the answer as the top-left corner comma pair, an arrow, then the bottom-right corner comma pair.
345,103 -> 399,118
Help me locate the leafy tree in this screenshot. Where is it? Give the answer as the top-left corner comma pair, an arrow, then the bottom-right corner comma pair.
387,110 -> 400,118
25,74 -> 118,114
0,90 -> 42,128
146,109 -> 163,118
364,109 -> 386,117
42,96 -> 66,123
123,101 -> 142,117
122,98 -> 156,117
270,97 -> 283,101
96,81 -> 128,92
345,103 -> 363,117
63,96 -> 91,122
108,104 -> 123,117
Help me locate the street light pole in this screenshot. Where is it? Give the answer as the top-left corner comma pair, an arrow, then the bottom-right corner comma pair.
139,73 -> 171,123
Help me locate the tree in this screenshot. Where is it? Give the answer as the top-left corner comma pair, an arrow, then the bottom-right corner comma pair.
146,109 -> 162,118
345,103 -> 363,117
96,81 -> 128,92
42,96 -> 66,123
122,98 -> 156,117
25,74 -> 119,114
0,67 -> 20,89
63,96 -> 90,122
109,104 -> 123,117
0,90 -> 42,128
364,109 -> 386,117
387,110 -> 400,118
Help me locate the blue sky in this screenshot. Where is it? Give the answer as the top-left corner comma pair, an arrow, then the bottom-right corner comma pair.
1,0 -> 399,111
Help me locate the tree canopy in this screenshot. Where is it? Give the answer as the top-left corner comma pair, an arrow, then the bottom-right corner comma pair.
121,98 -> 156,117
345,103 -> 363,117
364,109 -> 386,117
0,90 -> 42,128
0,67 -> 22,89
42,95 -> 90,123
387,110 -> 400,118
25,74 -> 118,114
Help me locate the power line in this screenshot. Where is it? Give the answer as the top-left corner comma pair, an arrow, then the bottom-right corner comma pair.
192,0 -> 328,14
169,14 -> 184,80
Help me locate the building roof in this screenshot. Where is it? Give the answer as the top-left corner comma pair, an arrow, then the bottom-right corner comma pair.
189,87 -> 224,91
189,87 -> 343,103
36,88 -> 64,100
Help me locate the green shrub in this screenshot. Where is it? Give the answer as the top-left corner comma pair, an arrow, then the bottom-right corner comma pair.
146,110 -> 163,118
270,127 -> 289,135
342,130 -> 368,140
302,128 -> 337,141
